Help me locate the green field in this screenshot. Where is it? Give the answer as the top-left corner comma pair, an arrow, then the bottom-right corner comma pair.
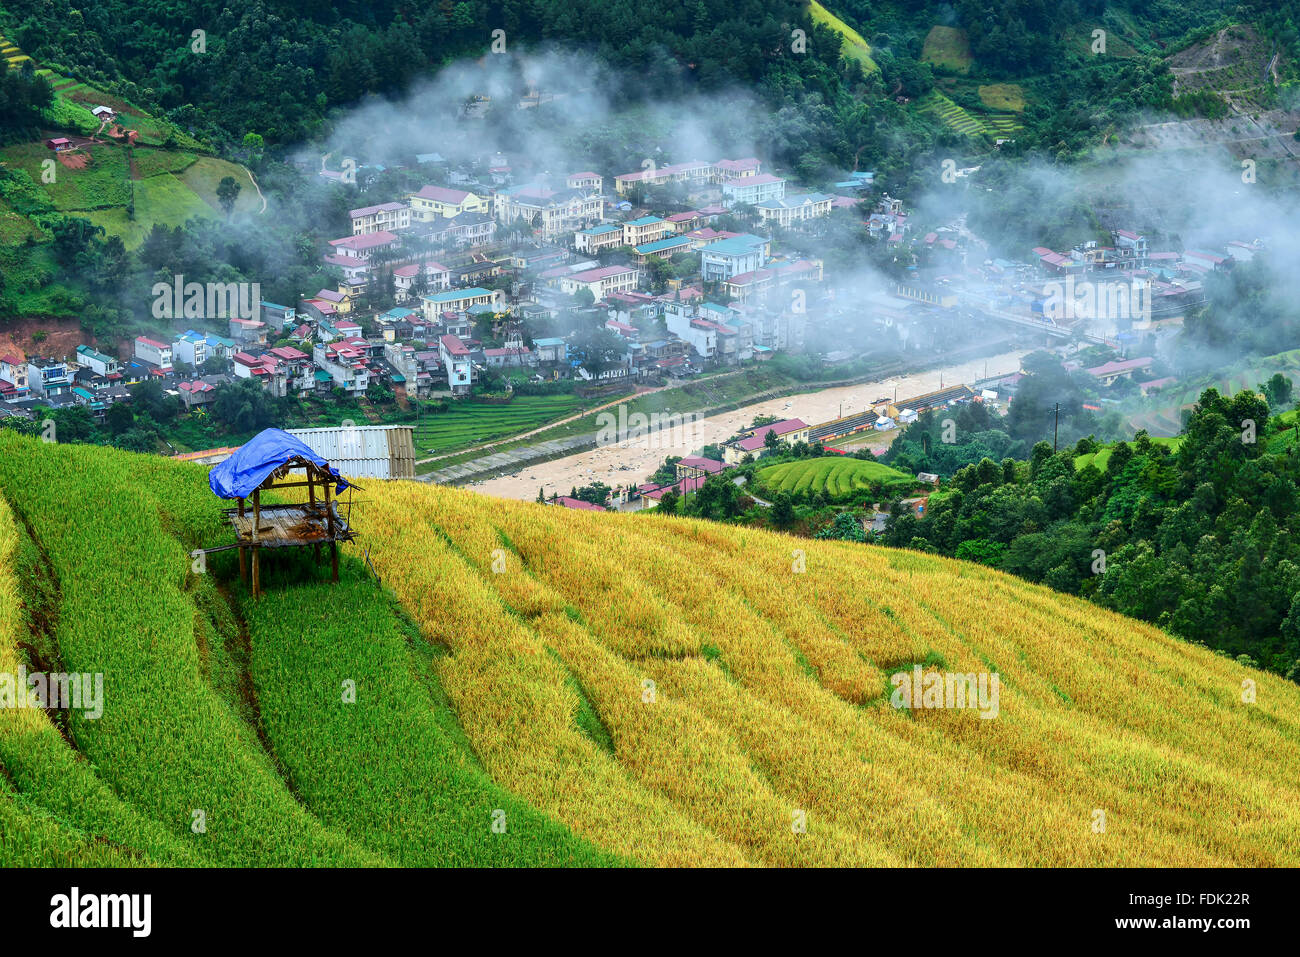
756,456 -> 913,500
87,172 -> 219,246
921,25 -> 973,73
809,1 -> 877,72
413,395 -> 586,455
1073,436 -> 1182,472
978,83 -> 1025,112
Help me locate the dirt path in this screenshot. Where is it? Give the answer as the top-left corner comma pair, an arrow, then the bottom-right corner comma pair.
241,164 -> 268,214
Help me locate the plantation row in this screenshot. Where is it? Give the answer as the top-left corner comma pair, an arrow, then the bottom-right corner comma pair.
358,481 -> 1300,866
0,435 -> 613,865
2,435 -> 1298,866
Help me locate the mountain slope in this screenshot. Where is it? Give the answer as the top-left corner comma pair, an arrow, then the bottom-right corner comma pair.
1,433 -> 1297,866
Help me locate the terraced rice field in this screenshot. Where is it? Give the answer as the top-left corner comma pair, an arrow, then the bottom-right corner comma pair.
3,433 -> 1298,867
918,91 -> 1021,139
756,457 -> 913,500
413,395 -> 585,455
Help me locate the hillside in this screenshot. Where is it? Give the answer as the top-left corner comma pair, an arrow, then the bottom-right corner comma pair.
1,432 -> 1297,866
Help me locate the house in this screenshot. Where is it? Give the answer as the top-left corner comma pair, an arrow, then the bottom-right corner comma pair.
90,105 -> 116,120
755,193 -> 833,228
495,183 -> 604,241
1086,357 -> 1154,386
554,495 -> 606,512
675,456 -> 726,480
45,137 -> 71,151
259,302 -> 297,331
171,331 -> 209,369
722,417 -> 810,464
566,172 -> 604,193
0,353 -> 30,397
632,235 -> 694,264
228,317 -> 267,344
622,216 -> 671,247
722,173 -> 785,207
75,345 -> 120,378
483,346 -> 535,368
393,260 -> 450,298
134,337 -> 173,371
438,335 -> 473,396
665,211 -> 704,232
26,357 -> 75,396
313,341 -> 371,395
350,201 -> 411,235
574,223 -> 624,255
558,265 -> 639,300
409,185 -> 489,221
328,231 -> 399,261
177,377 -> 220,409
701,234 -> 770,282
533,337 -> 567,364
420,287 -> 503,321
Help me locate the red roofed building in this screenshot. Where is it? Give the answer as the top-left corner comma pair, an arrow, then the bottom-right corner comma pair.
554,496 -> 606,512
723,417 -> 810,464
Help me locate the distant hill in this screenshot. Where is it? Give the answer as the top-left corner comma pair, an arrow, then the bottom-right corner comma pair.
2,432 -> 1297,866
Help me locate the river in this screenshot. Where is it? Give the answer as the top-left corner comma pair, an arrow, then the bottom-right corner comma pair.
467,349 -> 1029,501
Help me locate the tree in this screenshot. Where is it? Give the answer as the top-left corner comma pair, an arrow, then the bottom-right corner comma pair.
657,490 -> 680,514
771,491 -> 795,529
104,401 -> 134,436
212,378 -> 280,432
216,176 -> 242,218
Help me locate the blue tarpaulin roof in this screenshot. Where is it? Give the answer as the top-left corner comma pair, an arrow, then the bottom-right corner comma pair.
209,428 -> 349,500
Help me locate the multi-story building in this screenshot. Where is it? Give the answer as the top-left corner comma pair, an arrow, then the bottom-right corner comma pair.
438,334 -> 473,396
171,331 -> 209,369
420,287 -> 504,321
75,344 -> 120,378
0,353 -> 29,397
700,234 -> 770,282
134,336 -> 173,371
575,223 -> 624,254
312,341 -> 371,395
722,174 -> 785,207
558,265 -> 640,300
327,231 -> 399,262
755,193 -> 833,228
350,202 -> 412,235
566,171 -> 604,193
495,183 -> 604,241
622,216 -> 671,247
409,186 -> 489,222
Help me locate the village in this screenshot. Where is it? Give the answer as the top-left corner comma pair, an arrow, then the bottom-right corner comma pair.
0,144 -> 1266,504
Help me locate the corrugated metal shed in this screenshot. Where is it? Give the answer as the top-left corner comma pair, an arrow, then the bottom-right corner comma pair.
286,425 -> 416,480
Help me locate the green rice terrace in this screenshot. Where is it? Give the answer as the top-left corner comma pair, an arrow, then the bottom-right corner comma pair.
755,456 -> 914,501
917,90 -> 1021,140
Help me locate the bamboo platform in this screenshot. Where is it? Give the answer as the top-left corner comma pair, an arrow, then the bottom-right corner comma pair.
222,502 -> 354,548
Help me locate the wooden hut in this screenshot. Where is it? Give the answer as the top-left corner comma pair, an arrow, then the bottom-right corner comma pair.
205,429 -> 358,598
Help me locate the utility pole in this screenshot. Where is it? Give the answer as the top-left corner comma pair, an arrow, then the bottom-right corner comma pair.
1052,402 -> 1061,451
